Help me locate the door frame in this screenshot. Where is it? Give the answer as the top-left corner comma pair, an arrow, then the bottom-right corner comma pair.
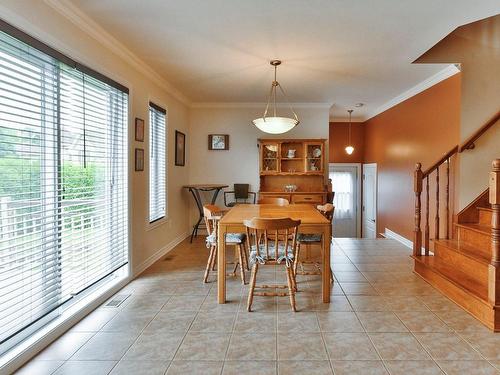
329,163 -> 362,238
362,163 -> 377,238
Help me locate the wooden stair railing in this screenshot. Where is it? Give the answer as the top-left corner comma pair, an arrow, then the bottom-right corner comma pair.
490,159 -> 500,307
459,110 -> 500,152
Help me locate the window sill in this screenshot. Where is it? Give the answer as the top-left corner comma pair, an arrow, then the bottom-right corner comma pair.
146,216 -> 169,231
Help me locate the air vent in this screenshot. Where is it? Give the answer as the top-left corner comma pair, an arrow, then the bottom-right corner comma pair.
104,294 -> 130,308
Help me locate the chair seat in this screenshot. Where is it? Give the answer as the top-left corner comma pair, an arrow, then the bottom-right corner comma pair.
249,244 -> 294,265
206,232 -> 246,245
297,233 -> 322,243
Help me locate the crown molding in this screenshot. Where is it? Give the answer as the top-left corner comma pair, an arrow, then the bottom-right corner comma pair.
190,102 -> 332,109
44,0 -> 191,106
363,64 -> 460,121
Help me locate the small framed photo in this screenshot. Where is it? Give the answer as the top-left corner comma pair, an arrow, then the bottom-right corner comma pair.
208,134 -> 229,150
135,118 -> 144,142
135,148 -> 144,171
175,130 -> 186,166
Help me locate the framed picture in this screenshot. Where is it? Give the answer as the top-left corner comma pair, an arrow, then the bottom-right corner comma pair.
175,130 -> 186,166
135,118 -> 144,142
208,134 -> 229,150
135,148 -> 144,171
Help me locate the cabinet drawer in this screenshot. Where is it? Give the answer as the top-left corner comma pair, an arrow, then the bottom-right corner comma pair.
291,194 -> 324,204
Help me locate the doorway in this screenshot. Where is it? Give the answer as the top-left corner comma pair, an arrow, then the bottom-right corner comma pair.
329,163 -> 361,238
362,163 -> 377,238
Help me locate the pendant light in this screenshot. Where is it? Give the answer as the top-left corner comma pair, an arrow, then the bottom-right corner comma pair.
345,109 -> 354,155
252,60 -> 299,134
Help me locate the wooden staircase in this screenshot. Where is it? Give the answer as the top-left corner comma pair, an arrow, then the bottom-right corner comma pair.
413,160 -> 500,331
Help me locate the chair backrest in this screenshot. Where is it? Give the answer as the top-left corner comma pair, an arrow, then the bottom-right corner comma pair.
317,203 -> 335,222
244,217 -> 300,261
234,183 -> 250,200
257,197 -> 289,206
203,204 -> 222,236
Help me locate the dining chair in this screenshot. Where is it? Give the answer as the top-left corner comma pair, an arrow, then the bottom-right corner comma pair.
224,183 -> 256,207
257,197 -> 289,205
203,204 -> 249,284
244,217 -> 301,312
293,203 -> 334,280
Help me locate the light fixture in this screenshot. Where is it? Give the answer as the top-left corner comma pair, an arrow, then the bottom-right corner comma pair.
252,60 -> 299,134
345,109 -> 354,155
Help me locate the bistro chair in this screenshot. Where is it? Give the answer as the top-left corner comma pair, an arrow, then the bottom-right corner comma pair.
203,204 -> 249,284
257,197 -> 289,206
244,217 -> 301,312
224,183 -> 256,207
294,203 -> 334,280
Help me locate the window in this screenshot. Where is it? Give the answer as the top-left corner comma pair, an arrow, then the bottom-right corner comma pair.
149,102 -> 166,223
0,23 -> 128,354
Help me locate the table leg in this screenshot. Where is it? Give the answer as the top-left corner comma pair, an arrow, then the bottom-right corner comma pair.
218,223 -> 227,303
189,188 -> 204,243
210,187 -> 223,204
322,224 -> 331,303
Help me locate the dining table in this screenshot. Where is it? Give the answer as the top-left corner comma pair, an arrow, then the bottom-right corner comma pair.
217,203 -> 332,304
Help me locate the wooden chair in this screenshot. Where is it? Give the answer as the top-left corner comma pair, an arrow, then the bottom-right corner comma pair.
293,203 -> 334,279
244,217 -> 301,312
257,197 -> 289,206
224,183 -> 256,207
203,205 -> 248,284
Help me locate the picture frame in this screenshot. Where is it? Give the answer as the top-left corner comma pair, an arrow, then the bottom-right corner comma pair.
175,130 -> 186,166
208,134 -> 229,150
135,118 -> 145,142
135,148 -> 144,171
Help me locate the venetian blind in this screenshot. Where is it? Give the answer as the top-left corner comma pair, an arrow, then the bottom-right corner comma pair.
149,102 -> 166,223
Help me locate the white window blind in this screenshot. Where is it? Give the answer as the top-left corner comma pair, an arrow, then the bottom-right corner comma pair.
149,102 -> 166,223
0,25 -> 128,354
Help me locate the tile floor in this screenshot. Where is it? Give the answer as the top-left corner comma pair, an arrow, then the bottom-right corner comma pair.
15,238 -> 500,374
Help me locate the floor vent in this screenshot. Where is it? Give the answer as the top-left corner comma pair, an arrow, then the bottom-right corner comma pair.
104,294 -> 131,308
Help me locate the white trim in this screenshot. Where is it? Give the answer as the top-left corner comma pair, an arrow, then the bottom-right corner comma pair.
384,228 -> 413,249
43,0 -> 190,106
190,102 -> 332,109
364,64 -> 460,121
133,231 -> 190,277
362,163 -> 378,239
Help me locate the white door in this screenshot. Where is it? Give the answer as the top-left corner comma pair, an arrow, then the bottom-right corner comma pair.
362,164 -> 377,238
329,165 -> 359,238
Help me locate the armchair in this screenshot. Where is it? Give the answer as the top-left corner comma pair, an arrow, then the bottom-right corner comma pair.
224,183 -> 256,207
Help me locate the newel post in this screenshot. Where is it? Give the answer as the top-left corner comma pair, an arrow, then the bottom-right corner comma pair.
413,163 -> 423,256
488,159 -> 500,306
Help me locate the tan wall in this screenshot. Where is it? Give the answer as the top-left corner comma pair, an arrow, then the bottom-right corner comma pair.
0,1 -> 191,275
364,74 -> 461,240
329,122 -> 365,163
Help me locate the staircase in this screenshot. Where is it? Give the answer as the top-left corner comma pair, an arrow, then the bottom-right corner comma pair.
413,158 -> 499,330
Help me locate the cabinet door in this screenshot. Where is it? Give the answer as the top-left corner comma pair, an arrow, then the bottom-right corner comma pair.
304,143 -> 324,173
260,142 -> 280,174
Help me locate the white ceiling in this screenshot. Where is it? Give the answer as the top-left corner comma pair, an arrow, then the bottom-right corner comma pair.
67,0 -> 499,120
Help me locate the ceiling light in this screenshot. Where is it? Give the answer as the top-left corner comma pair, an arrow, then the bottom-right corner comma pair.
345,109 -> 354,155
355,103 -> 364,108
252,60 -> 299,134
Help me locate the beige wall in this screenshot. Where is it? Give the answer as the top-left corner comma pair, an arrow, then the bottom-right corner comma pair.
188,106 -> 329,226
0,1 -> 191,275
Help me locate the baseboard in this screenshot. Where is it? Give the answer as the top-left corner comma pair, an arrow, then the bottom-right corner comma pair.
384,228 -> 413,249
133,230 -> 190,277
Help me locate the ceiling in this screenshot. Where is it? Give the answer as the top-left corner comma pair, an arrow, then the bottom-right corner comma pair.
67,0 -> 499,120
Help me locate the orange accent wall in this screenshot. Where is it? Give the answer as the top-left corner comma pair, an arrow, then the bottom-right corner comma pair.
329,122 -> 365,163
363,73 -> 461,240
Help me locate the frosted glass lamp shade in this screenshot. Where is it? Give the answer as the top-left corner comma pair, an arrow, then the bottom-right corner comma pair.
345,145 -> 354,155
252,116 -> 299,134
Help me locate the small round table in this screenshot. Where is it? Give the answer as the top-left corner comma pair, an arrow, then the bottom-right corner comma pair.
183,184 -> 229,242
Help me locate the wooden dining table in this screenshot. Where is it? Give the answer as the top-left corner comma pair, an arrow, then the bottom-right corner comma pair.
217,203 -> 332,304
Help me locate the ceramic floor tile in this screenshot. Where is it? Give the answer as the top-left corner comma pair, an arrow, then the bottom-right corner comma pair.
52,360 -> 117,375
382,296 -> 430,311
323,333 -> 379,360
14,360 -> 64,375
384,360 -> 444,375
414,332 -> 482,361
436,360 -> 500,375
226,333 -> 276,360
233,312 -> 276,333
223,360 -> 277,375
35,332 -> 94,360
277,312 -> 320,332
434,310 -> 491,333
175,332 -> 231,360
369,333 -> 431,360
330,360 -> 388,375
109,360 -> 170,375
122,331 -> 184,361
101,309 -> 157,333
317,312 -> 364,332
333,271 -> 367,282
162,295 -> 206,311
278,360 -> 333,374
190,312 -> 236,332
70,309 -> 118,332
395,311 -> 451,332
460,332 -> 500,360
278,333 -> 328,360
347,296 -> 391,311
340,282 -> 379,295
166,360 -> 223,375
356,312 -> 408,332
71,332 -> 137,360
143,311 -> 197,333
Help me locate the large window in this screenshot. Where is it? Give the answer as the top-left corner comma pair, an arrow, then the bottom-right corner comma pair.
0,24 -> 128,354
149,102 -> 166,223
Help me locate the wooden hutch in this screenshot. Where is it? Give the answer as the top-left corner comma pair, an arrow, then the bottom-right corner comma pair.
258,138 -> 328,204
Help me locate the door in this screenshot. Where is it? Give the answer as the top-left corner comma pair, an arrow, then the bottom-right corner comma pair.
362,164 -> 377,238
329,164 -> 359,237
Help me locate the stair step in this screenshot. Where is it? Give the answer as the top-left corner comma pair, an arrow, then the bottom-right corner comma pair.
455,223 -> 491,250
413,255 -> 488,301
478,206 -> 493,225
434,239 -> 491,264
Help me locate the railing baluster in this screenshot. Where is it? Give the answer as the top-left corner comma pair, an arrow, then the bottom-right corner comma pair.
446,157 -> 450,240
435,167 -> 440,240
489,159 -> 499,307
413,163 -> 423,256
425,176 -> 430,255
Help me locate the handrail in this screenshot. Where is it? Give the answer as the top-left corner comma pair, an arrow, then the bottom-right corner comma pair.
459,110 -> 500,153
423,145 -> 459,177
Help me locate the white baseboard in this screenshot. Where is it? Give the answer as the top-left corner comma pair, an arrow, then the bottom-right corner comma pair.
384,228 -> 414,249
133,230 -> 190,277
